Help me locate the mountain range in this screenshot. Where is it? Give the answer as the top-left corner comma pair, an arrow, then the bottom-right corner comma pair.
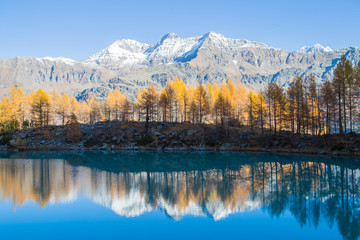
1,32 -> 359,100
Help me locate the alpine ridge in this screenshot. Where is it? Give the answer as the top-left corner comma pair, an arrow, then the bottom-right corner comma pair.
1,32 -> 359,100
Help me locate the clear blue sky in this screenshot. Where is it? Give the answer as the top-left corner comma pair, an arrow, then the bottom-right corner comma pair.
0,0 -> 359,60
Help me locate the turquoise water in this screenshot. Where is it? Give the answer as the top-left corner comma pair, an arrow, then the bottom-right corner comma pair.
0,152 -> 359,240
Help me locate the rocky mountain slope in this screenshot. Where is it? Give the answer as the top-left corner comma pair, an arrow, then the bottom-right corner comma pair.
1,32 -> 359,100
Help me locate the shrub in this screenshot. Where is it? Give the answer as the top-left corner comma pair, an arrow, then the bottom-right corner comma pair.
205,137 -> 217,147
0,135 -> 12,145
331,143 -> 345,151
12,139 -> 27,149
83,138 -> 101,148
41,129 -> 52,141
65,114 -> 83,143
22,120 -> 30,129
136,135 -> 153,146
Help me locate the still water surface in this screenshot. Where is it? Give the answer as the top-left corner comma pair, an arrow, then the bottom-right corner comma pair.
0,152 -> 359,240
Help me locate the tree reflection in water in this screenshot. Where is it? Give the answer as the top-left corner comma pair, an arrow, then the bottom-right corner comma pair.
0,152 -> 359,240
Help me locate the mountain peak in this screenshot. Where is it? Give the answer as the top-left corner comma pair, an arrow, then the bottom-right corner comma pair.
298,43 -> 333,54
159,33 -> 180,43
109,39 -> 149,51
203,31 -> 226,40
85,38 -> 149,67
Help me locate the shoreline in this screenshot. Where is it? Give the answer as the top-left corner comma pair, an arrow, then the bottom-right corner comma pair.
3,145 -> 360,158
2,121 -> 360,158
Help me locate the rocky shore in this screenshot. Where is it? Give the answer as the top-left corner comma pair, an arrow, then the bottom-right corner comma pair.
1,121 -> 360,157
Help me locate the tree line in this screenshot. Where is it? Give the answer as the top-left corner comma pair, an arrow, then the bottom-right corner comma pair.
258,55 -> 360,135
1,54 -> 359,135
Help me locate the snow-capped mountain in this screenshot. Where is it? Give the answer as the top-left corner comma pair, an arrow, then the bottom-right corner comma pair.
0,32 -> 359,100
84,31 -> 275,69
297,44 -> 333,54
84,39 -> 150,71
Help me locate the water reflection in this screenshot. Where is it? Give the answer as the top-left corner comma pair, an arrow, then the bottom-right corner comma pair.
0,152 -> 359,239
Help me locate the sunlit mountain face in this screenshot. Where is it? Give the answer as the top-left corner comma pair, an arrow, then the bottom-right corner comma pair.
0,152 -> 359,239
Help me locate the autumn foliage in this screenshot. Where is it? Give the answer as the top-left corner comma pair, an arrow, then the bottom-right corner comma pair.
1,54 -> 360,136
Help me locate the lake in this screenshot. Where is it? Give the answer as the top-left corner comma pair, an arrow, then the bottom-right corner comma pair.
0,151 -> 359,240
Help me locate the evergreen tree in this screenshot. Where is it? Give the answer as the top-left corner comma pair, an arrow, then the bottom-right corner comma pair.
294,76 -> 305,134
320,79 -> 336,134
264,83 -> 274,134
332,55 -> 348,133
345,59 -> 355,132
354,61 -> 360,128
256,92 -> 267,135
287,81 -> 297,133
276,85 -> 287,132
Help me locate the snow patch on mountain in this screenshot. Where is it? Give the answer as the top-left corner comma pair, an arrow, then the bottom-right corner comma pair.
84,39 -> 149,68
40,56 -> 77,65
298,44 -> 333,54
174,34 -> 208,62
145,33 -> 202,65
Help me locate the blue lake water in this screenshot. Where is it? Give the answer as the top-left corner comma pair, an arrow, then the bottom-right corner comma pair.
0,151 -> 359,240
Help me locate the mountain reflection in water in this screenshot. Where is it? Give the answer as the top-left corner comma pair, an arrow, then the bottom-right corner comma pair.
0,152 -> 359,239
